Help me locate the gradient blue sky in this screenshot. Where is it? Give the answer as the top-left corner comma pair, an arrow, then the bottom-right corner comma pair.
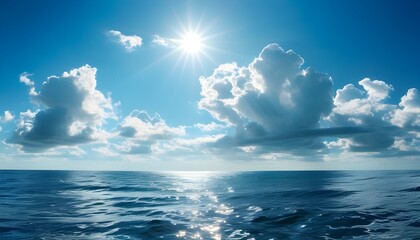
0,0 -> 419,170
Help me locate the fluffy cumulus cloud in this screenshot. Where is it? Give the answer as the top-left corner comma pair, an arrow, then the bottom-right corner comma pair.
199,44 -> 334,156
391,88 -> 420,127
8,65 -> 115,152
116,110 -> 185,155
328,79 -> 396,152
328,79 -> 420,154
199,43 -> 420,158
119,110 -> 185,141
6,43 -> 419,162
108,30 -> 142,51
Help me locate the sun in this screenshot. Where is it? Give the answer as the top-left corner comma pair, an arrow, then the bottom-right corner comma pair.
180,32 -> 203,54
147,20 -> 221,74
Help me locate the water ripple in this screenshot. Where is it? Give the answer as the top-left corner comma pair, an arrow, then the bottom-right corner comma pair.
0,170 -> 419,239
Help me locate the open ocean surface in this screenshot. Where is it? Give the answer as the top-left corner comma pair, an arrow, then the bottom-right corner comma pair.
0,170 -> 419,239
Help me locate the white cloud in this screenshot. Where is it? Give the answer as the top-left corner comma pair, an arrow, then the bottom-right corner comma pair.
239,145 -> 259,153
331,78 -> 394,117
193,122 -> 227,132
152,35 -> 177,48
334,84 -> 364,105
392,135 -> 420,152
119,110 -> 185,141
8,65 -> 116,151
198,44 -> 333,154
68,146 -> 86,156
328,79 -> 396,151
198,43 -> 420,158
163,134 -> 224,152
328,79 -> 420,153
137,134 -> 227,161
325,138 -> 351,149
0,110 -> 14,133
0,111 -> 14,123
391,88 -> 420,127
108,30 -> 142,51
16,109 -> 38,131
115,110 -> 185,155
7,43 -> 418,163
359,78 -> 393,101
19,73 -> 38,96
4,111 -> 14,122
92,146 -> 118,157
19,73 -> 34,87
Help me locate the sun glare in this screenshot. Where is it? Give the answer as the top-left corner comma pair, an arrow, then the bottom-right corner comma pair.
180,32 -> 203,54
147,20 -> 220,74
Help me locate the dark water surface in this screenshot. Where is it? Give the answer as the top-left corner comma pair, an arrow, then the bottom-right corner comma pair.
0,170 -> 419,239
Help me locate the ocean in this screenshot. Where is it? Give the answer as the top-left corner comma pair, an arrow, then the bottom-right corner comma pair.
0,170 -> 419,239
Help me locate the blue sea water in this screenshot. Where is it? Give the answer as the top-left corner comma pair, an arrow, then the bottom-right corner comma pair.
0,170 -> 419,239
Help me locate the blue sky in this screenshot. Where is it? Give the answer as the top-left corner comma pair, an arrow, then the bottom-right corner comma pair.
0,0 -> 419,170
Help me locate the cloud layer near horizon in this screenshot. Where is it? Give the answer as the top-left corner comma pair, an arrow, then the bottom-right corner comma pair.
4,44 -> 420,161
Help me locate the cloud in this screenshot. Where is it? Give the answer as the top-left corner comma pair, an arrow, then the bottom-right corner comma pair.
19,73 -> 34,87
0,111 -> 14,123
391,88 -> 420,127
193,122 -> 227,132
328,79 -> 395,151
163,134 -> 224,152
7,43 -> 418,163
92,146 -> 118,157
199,43 -> 420,158
108,30 -> 142,51
152,35 -> 177,48
8,65 -> 116,151
19,73 -> 38,96
199,44 -> 334,155
359,78 -> 394,101
116,110 -> 185,155
119,110 -> 185,141
0,110 -> 14,133
328,79 -> 419,153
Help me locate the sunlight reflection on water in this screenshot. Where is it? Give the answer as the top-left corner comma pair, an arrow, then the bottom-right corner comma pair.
1,170 -> 419,239
165,171 -> 237,240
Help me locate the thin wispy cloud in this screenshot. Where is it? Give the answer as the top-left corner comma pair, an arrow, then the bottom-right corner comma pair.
193,122 -> 227,132
152,35 -> 177,48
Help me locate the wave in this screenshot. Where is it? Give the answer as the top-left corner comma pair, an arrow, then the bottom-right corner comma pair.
0,170 -> 419,239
